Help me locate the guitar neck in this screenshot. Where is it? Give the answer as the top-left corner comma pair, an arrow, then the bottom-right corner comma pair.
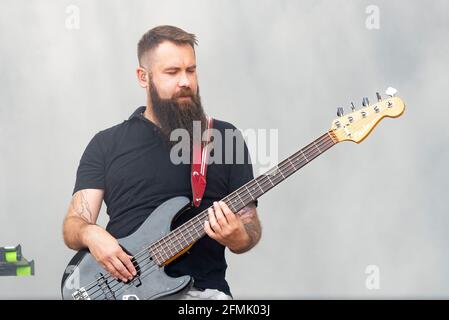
223,131 -> 337,211
149,131 -> 338,265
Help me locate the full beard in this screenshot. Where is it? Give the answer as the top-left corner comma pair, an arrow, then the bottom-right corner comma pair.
149,81 -> 207,150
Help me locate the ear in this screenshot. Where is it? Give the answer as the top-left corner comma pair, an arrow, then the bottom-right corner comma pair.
136,67 -> 148,88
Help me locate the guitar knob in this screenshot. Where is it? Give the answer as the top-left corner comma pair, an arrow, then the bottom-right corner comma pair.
385,87 -> 397,97
351,102 -> 356,112
376,92 -> 382,101
337,107 -> 344,117
362,97 -> 369,107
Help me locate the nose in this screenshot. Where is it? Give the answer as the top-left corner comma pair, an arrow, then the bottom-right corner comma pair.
178,71 -> 190,88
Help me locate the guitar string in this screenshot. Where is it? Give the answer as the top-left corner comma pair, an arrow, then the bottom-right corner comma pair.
142,134 -> 336,264
87,136 -> 337,299
89,259 -> 159,300
79,133 -> 335,298
85,135 -> 335,299
86,137 -> 335,299
81,133 -> 335,298
99,136 -> 338,299
143,133 -> 336,263
137,132 -> 335,267
105,262 -> 160,300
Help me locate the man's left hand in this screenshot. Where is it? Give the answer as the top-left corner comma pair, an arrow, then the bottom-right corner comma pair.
204,201 -> 257,253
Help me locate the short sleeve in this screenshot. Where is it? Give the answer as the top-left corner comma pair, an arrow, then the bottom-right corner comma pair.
73,133 -> 105,195
227,127 -> 258,208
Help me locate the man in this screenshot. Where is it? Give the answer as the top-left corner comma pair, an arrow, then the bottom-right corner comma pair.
63,25 -> 261,300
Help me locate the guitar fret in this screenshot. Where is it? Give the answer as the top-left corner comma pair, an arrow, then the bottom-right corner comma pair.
172,233 -> 182,251
153,245 -> 163,264
278,166 -> 286,179
167,235 -> 175,253
178,225 -> 188,247
151,246 -> 158,262
151,249 -> 159,265
180,227 -> 189,246
194,217 -> 203,238
176,231 -> 185,248
252,185 -> 259,198
288,157 -> 297,170
151,242 -> 163,264
236,192 -> 245,207
152,248 -> 160,264
162,237 -> 172,259
301,150 -> 308,162
255,179 -> 264,194
186,226 -> 194,244
245,185 -> 255,200
267,175 -> 275,187
313,141 -> 322,153
194,225 -> 201,240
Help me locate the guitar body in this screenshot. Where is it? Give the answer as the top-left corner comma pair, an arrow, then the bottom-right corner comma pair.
61,196 -> 193,300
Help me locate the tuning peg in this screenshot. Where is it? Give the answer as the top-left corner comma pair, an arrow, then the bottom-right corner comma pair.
376,92 -> 382,101
362,97 -> 369,107
385,87 -> 397,97
351,102 -> 356,112
337,107 -> 344,117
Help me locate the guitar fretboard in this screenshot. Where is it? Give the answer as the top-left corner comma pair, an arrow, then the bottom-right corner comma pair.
148,131 -> 337,265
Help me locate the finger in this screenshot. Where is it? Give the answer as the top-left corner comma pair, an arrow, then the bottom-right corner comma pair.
118,251 -> 137,278
128,255 -> 138,274
218,201 -> 236,223
214,201 -> 229,226
111,257 -> 132,282
204,220 -> 217,239
104,262 -> 121,281
208,206 -> 222,233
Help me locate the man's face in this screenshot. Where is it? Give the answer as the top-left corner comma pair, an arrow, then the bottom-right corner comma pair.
137,40 -> 206,148
147,41 -> 198,103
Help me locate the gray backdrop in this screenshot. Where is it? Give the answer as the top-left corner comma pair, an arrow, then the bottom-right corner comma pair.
1,0 -> 448,299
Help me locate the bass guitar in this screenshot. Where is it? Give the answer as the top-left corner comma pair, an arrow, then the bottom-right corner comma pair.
61,88 -> 405,300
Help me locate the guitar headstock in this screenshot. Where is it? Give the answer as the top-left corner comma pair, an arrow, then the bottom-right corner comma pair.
329,87 -> 405,143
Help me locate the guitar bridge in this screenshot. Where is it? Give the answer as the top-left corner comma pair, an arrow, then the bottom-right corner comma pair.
72,287 -> 90,300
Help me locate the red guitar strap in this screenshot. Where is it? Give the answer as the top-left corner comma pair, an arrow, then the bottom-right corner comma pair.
191,116 -> 213,207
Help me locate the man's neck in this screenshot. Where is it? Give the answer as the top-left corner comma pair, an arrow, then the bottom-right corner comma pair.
143,105 -> 160,127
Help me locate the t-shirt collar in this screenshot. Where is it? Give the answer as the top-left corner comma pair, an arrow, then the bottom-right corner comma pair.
128,106 -> 147,120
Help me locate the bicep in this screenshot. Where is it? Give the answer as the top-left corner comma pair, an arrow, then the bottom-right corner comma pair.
66,189 -> 104,224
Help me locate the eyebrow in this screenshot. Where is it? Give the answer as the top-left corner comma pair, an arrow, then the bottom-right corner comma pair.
163,65 -> 196,71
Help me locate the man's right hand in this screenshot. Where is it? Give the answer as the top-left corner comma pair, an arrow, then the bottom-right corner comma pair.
82,224 -> 137,282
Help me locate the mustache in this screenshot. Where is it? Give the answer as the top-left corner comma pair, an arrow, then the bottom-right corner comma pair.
148,81 -> 206,149
173,88 -> 195,99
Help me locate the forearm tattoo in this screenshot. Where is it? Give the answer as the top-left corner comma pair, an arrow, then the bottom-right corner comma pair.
239,203 -> 262,249
70,191 -> 93,223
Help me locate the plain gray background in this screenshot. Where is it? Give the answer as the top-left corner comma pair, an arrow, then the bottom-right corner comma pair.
1,0 -> 448,299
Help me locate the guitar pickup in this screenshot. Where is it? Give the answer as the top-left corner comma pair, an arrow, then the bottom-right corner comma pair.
131,276 -> 142,287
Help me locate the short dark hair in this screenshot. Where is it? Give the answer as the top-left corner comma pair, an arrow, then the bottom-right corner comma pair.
137,25 -> 198,66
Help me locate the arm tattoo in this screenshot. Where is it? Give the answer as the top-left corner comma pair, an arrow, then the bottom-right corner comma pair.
70,191 -> 93,223
237,204 -> 262,252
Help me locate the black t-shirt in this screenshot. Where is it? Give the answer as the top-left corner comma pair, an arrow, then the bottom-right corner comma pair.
73,106 -> 256,296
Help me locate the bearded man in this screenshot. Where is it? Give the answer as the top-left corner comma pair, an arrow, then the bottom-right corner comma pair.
62,25 -> 261,300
